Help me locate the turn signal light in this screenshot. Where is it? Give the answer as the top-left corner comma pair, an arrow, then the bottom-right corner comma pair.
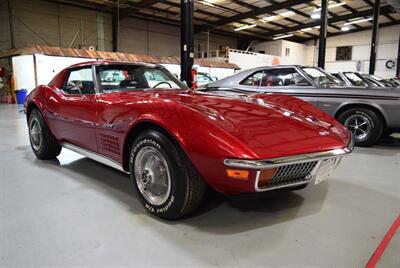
226,169 -> 249,180
258,168 -> 277,187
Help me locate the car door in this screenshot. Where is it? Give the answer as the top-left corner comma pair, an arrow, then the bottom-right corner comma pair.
255,67 -> 318,106
47,66 -> 98,152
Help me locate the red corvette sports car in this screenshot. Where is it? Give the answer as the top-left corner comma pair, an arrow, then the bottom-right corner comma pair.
25,61 -> 353,220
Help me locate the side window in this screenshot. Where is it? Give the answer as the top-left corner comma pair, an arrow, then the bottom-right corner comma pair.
260,68 -> 311,87
63,67 -> 95,95
240,71 -> 264,86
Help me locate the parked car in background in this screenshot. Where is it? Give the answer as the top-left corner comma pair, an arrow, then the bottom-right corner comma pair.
197,72 -> 218,87
25,61 -> 353,220
361,73 -> 398,88
386,78 -> 400,87
330,71 -> 380,88
205,65 -> 400,146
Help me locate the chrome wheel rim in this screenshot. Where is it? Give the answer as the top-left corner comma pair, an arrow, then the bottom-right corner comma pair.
134,146 -> 171,206
344,114 -> 371,141
29,118 -> 42,151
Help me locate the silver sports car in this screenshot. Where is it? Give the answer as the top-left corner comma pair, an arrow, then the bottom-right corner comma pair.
204,65 -> 400,147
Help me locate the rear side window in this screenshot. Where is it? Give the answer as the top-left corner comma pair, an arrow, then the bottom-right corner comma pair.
63,67 -> 95,95
240,71 -> 264,86
260,68 -> 311,87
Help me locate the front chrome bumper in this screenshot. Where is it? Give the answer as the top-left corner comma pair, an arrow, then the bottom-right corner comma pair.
224,141 -> 354,192
224,147 -> 353,169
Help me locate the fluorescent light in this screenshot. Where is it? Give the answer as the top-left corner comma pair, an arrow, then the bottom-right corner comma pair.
262,11 -> 295,22
280,11 -> 295,17
311,12 -> 321,19
314,2 -> 346,12
341,25 -> 350,31
197,0 -> 215,7
234,24 -> 257,31
273,34 -> 293,40
344,17 -> 373,25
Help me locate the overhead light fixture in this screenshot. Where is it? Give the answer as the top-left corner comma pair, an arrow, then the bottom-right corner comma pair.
311,12 -> 321,19
314,2 -> 346,12
311,2 -> 346,19
344,17 -> 373,25
197,0 -> 216,7
234,24 -> 257,31
262,11 -> 295,22
341,25 -> 350,31
273,34 -> 294,40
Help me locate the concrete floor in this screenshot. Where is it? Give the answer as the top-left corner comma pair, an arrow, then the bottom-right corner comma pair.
1,104 -> 399,268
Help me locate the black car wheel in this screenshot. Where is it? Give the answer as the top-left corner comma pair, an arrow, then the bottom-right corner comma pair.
337,108 -> 383,147
28,109 -> 62,159
129,129 -> 206,220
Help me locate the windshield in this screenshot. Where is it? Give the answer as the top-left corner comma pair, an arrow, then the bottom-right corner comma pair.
343,72 -> 368,87
301,67 -> 343,87
97,65 -> 186,92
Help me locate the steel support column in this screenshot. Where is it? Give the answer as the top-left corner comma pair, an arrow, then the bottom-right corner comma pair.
397,32 -> 400,77
7,0 -> 15,49
180,0 -> 194,87
369,0 -> 380,74
318,0 -> 328,69
112,12 -> 119,52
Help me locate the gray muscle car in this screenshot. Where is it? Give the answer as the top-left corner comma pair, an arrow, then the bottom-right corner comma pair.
204,65 -> 400,147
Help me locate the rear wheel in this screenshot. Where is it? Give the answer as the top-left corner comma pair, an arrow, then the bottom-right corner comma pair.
337,108 -> 383,147
28,109 -> 61,159
129,129 -> 206,220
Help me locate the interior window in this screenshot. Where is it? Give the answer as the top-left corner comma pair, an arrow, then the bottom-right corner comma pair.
63,67 -> 95,95
97,65 -> 184,92
240,71 -> 264,86
260,68 -> 311,87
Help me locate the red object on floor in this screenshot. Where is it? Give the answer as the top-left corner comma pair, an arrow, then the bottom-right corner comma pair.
365,215 -> 400,268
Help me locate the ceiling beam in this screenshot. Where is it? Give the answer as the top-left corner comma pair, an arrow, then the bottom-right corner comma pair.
258,5 -> 394,38
302,21 -> 400,41
363,0 -> 397,22
195,0 -> 310,33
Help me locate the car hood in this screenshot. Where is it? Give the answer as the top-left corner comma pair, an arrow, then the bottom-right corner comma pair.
109,89 -> 350,159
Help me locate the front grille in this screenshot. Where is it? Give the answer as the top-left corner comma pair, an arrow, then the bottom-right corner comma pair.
264,161 -> 318,188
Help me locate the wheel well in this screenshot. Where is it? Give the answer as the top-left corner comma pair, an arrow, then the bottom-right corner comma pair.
334,104 -> 387,128
122,121 -> 180,172
26,102 -> 40,120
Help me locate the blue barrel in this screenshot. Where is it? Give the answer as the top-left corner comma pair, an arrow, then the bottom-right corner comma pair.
16,89 -> 28,104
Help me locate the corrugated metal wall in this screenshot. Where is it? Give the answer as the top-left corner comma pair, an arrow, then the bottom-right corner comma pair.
0,0 -> 238,57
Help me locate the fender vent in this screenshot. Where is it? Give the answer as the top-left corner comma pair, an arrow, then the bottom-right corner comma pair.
99,133 -> 120,155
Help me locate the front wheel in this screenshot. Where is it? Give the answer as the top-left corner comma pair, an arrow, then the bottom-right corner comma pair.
129,130 -> 206,220
337,108 -> 383,147
28,109 -> 61,159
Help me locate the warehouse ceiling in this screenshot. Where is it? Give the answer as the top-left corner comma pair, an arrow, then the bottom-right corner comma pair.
45,0 -> 400,42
